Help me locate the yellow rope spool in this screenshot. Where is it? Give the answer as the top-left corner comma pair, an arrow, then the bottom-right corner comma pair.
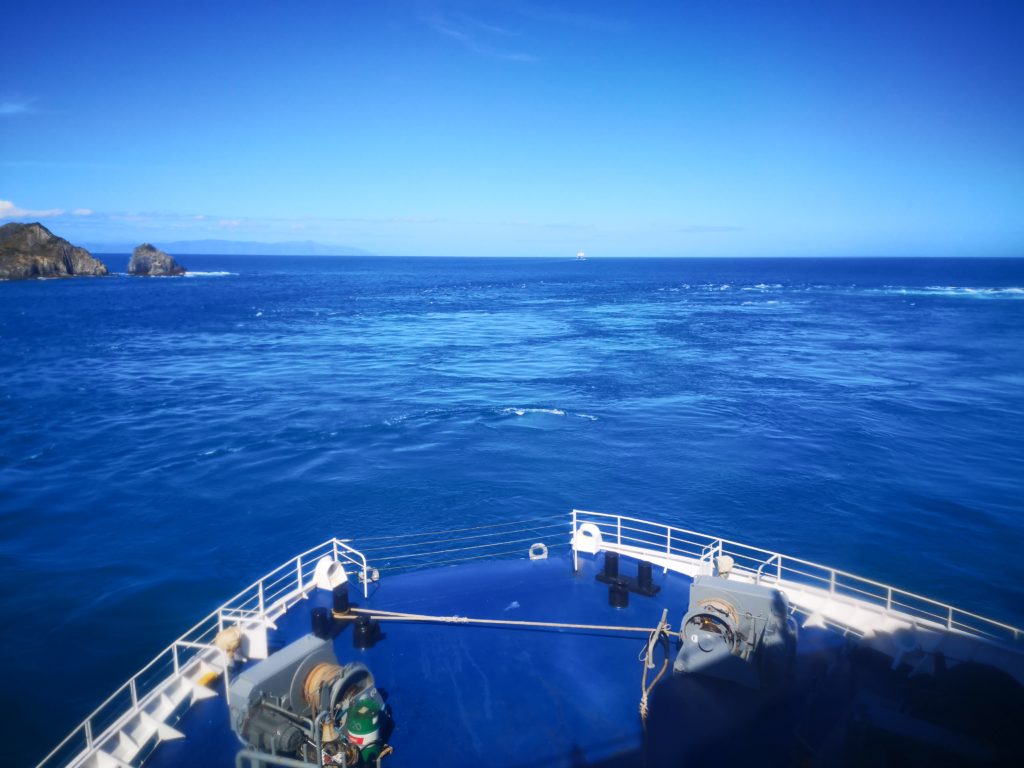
304,662 -> 343,712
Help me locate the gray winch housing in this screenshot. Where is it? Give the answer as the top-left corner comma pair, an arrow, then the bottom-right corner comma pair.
674,575 -> 798,690
228,633 -> 381,758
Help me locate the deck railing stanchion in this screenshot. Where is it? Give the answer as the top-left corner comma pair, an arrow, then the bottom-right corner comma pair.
886,587 -> 893,611
296,556 -> 303,591
172,644 -> 180,675
130,679 -> 138,709
616,516 -> 621,547
85,720 -> 93,749
571,510 -> 578,573
333,538 -> 339,563
948,606 -> 954,630
664,529 -> 671,574
258,580 -> 265,617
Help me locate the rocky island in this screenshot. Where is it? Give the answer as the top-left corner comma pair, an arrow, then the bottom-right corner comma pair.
0,222 -> 109,280
127,243 -> 186,276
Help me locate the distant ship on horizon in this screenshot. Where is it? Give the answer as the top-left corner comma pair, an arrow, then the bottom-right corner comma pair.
576,248 -> 586,261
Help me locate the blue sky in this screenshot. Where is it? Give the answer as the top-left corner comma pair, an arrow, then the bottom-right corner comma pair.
2,0 -> 1022,256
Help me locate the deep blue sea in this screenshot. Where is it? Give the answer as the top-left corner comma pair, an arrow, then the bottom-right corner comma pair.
3,256 -> 1024,764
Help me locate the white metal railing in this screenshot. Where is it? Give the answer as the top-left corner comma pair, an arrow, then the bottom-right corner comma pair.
50,509 -> 1022,767
571,509 -> 1024,646
38,538 -> 369,768
354,514 -> 569,574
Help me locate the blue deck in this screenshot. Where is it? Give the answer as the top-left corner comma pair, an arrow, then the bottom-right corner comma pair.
145,552 -> 1022,767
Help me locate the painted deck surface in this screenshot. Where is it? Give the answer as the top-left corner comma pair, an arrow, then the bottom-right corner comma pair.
150,553 -> 707,766
144,552 -> 1022,767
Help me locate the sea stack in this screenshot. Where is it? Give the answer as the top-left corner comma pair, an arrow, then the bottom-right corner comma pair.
127,243 -> 186,276
0,222 -> 109,280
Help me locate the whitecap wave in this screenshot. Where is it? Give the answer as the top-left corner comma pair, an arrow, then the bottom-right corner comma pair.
881,285 -> 1024,298
502,407 -> 597,421
923,285 -> 1024,296
504,407 -> 565,417
183,271 -> 237,278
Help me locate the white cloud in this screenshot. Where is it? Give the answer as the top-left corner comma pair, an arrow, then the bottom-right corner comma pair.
0,199 -> 64,219
218,219 -> 241,228
73,208 -> 93,216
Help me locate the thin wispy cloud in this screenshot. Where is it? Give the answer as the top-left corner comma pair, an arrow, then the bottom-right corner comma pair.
0,160 -> 119,169
513,3 -> 626,34
64,209 -> 444,232
677,225 -> 744,234
424,13 -> 539,63
0,99 -> 35,116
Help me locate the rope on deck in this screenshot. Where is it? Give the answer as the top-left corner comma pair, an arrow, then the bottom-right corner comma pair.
333,606 -> 677,636
639,608 -> 672,729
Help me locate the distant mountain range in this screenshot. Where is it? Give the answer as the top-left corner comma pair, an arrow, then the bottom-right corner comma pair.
86,239 -> 373,256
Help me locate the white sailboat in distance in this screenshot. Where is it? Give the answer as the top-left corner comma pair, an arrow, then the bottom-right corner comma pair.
576,248 -> 586,260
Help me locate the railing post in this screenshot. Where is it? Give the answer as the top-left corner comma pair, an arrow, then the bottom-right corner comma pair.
333,538 -> 339,562
130,678 -> 138,709
616,516 -> 621,547
664,529 -> 671,574
776,555 -> 782,581
258,580 -> 265,617
85,720 -> 93,749
947,606 -> 954,630
571,510 -> 578,573
296,556 -> 304,591
886,587 -> 893,611
829,570 -> 836,595
172,645 -> 180,675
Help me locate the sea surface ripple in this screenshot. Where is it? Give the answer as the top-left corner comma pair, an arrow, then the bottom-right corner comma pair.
2,255 -> 1023,764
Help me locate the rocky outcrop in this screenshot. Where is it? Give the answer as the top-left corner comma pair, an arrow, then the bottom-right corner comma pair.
0,222 -> 109,280
127,243 -> 186,276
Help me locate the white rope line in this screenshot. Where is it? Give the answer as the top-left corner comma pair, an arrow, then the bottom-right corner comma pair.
639,609 -> 672,728
353,514 -> 566,543
336,606 -> 674,636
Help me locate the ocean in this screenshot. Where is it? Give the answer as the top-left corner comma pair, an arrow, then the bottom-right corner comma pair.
2,255 -> 1023,764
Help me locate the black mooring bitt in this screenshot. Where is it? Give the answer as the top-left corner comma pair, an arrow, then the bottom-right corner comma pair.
353,615 -> 379,649
333,583 -> 350,614
609,582 -> 629,608
595,552 -> 661,597
311,607 -> 332,639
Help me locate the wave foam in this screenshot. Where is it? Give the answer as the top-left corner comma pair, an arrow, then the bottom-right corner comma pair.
183,271 -> 237,278
502,407 -> 597,421
882,285 -> 1024,298
504,407 -> 565,417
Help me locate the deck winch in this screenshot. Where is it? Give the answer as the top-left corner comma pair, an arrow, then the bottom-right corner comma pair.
228,632 -> 389,765
673,575 -> 797,690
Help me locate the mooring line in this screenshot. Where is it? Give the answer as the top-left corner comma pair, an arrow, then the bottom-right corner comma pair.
333,606 -> 675,636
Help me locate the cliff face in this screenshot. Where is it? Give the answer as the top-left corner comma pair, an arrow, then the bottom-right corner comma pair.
0,222 -> 110,280
127,243 -> 186,276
